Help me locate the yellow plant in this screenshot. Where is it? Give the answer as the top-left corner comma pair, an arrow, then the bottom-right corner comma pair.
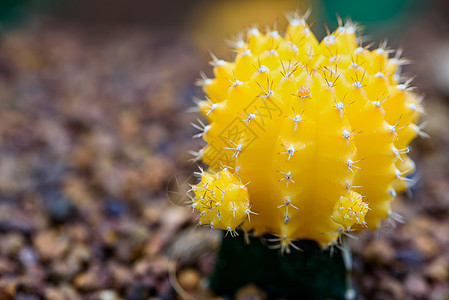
189,11 -> 425,251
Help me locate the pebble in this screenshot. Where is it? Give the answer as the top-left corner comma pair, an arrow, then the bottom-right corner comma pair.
235,284 -> 267,300
34,230 -> 69,260
363,240 -> 395,266
404,275 -> 429,298
51,258 -> 81,281
379,277 -> 404,300
126,282 -> 157,300
18,247 -> 38,267
0,258 -> 16,274
98,290 -> 118,300
0,279 -> 16,299
47,197 -> 75,224
67,223 -> 90,243
425,258 -> 449,282
143,205 -> 164,225
429,284 -> 449,300
134,259 -> 152,277
413,234 -> 440,258
105,198 -> 127,217
109,262 -> 134,288
0,233 -> 25,257
177,268 -> 201,293
20,266 -> 47,292
67,243 -> 91,264
0,211 -> 35,234
147,255 -> 170,279
74,264 -> 107,292
13,294 -> 40,300
44,285 -> 81,300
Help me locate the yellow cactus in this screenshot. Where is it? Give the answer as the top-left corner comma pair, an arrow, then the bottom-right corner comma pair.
192,167 -> 251,236
189,11 -> 425,250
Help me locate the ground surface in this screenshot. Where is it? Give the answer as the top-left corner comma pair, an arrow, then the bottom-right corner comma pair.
0,12 -> 448,300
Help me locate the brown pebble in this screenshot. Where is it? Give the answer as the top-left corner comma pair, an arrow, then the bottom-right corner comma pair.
67,224 -> 90,243
134,259 -> 151,277
0,278 -> 16,299
177,268 -> 201,293
0,233 -> 25,257
143,206 -> 164,225
74,264 -> 107,292
109,262 -> 134,288
0,258 -> 16,274
45,287 -> 65,300
118,110 -> 140,138
148,255 -> 170,278
379,277 -> 404,300
425,257 -> 449,282
68,244 -> 91,264
144,233 -> 165,257
45,284 -> 81,300
235,284 -> 267,300
160,206 -> 191,232
141,155 -> 175,190
363,240 -> 395,266
413,234 -> 440,258
34,230 -> 69,260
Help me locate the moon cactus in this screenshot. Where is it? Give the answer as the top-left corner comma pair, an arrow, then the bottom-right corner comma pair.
189,11 -> 425,251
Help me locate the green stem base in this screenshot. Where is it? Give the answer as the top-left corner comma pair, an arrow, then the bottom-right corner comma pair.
209,233 -> 348,300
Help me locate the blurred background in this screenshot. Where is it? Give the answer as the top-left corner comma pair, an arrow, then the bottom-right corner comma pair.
0,1 -> 448,299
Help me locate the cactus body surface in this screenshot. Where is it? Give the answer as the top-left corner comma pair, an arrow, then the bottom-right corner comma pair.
190,11 -> 424,250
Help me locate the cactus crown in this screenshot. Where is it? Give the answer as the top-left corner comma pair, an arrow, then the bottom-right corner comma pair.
189,10 -> 425,252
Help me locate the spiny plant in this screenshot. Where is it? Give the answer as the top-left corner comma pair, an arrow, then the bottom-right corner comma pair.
189,10 -> 426,253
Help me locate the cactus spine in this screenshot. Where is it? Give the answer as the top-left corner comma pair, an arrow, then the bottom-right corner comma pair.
190,10 -> 425,251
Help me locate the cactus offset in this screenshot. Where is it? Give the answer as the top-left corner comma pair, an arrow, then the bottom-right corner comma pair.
190,11 -> 425,251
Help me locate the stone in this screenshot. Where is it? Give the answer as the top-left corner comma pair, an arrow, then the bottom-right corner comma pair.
363,240 -> 395,266
425,258 -> 449,282
177,268 -> 201,293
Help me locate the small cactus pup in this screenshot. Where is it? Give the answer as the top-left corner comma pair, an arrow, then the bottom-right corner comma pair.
188,9 -> 425,299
